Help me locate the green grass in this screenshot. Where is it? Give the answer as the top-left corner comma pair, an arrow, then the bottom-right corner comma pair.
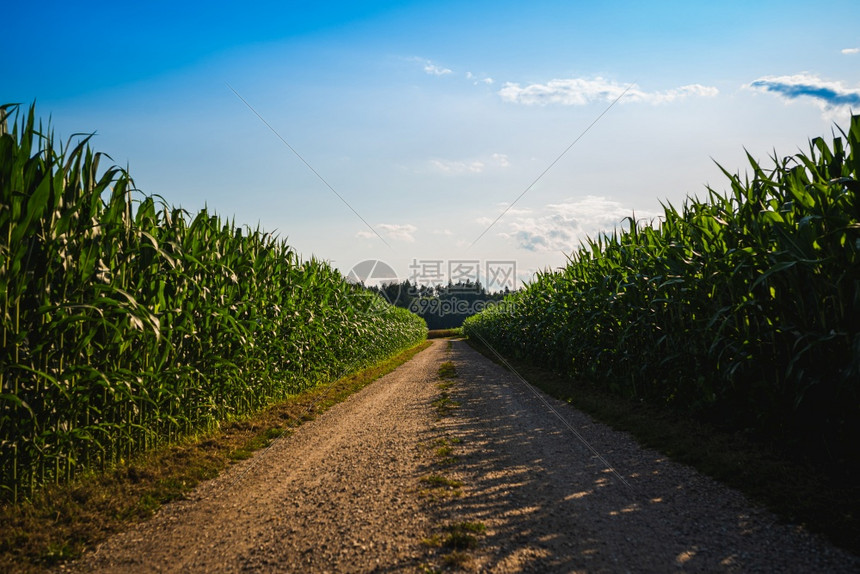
436,380 -> 455,391
421,475 -> 463,488
432,394 -> 459,418
438,361 -> 457,379
427,328 -> 463,339
433,447 -> 458,467
418,362 -> 483,571
433,362 -> 460,419
418,474 -> 463,500
422,521 -> 487,570
435,445 -> 455,458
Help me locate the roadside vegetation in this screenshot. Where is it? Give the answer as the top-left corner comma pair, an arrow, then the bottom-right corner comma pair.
464,116 -> 860,554
427,328 -> 463,339
0,338 -> 430,573
0,101 -> 426,505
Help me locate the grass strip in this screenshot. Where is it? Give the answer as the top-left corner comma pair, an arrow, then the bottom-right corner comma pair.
427,328 -> 463,339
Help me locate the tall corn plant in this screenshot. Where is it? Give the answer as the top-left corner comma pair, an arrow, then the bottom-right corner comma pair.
465,115 -> 860,461
0,103 -> 426,502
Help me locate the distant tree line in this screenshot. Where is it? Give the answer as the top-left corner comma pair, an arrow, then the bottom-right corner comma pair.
367,279 -> 510,329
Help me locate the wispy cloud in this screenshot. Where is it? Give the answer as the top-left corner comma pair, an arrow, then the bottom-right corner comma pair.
497,196 -> 657,253
466,71 -> 494,85
498,77 -> 718,106
746,73 -> 860,117
421,59 -> 452,76
410,57 -> 499,85
841,47 -> 860,55
429,152 -> 510,175
378,223 -> 417,242
357,223 -> 417,242
491,153 -> 509,167
431,159 -> 485,174
407,56 -> 453,76
475,205 -> 531,229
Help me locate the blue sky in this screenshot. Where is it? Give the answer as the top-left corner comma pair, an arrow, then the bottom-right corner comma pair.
5,0 -> 860,289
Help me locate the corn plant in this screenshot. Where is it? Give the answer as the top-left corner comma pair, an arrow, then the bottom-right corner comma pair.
0,103 -> 426,502
465,115 -> 860,463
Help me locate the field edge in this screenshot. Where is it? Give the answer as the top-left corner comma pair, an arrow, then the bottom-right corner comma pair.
0,340 -> 433,574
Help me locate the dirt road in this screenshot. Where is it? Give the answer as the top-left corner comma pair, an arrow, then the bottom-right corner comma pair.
62,339 -> 860,572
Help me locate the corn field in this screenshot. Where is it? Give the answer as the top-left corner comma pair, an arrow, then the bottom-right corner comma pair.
465,115 -> 860,460
0,103 -> 427,503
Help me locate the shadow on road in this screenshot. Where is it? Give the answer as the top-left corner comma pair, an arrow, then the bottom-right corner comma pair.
426,340 -> 858,573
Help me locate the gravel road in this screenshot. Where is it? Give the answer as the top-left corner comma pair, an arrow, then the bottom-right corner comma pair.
61,339 -> 860,573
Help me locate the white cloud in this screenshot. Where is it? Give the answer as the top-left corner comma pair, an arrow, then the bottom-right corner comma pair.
423,61 -> 452,76
430,159 -> 485,173
378,223 -> 417,242
841,48 -> 860,54
497,196 -> 658,253
492,203 -> 531,216
745,73 -> 860,119
491,153 -> 510,168
432,229 -> 454,236
466,71 -> 494,85
356,223 -> 418,242
498,77 -> 718,106
429,152 -> 510,175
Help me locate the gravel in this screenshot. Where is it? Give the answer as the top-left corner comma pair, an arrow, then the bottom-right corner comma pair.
59,339 -> 860,573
